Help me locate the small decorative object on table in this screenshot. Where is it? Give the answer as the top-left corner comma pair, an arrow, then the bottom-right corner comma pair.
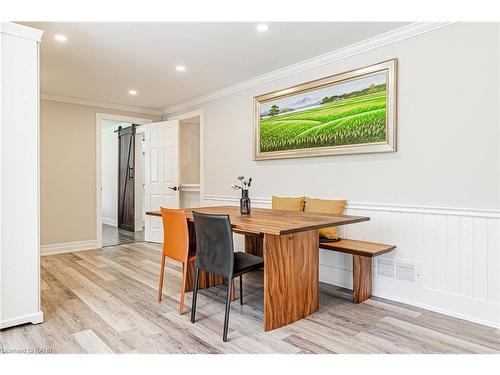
231,176 -> 253,214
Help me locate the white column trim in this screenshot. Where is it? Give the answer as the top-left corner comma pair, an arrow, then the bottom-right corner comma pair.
0,22 -> 43,42
0,311 -> 44,330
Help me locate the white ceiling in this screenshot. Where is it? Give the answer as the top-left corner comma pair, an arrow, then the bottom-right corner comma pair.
23,22 -> 409,113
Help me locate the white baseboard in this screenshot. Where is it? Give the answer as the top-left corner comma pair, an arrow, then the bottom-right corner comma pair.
319,264 -> 500,328
0,311 -> 44,329
40,240 -> 99,256
102,216 -> 117,227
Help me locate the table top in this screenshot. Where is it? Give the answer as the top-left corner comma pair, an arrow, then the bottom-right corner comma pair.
146,205 -> 369,236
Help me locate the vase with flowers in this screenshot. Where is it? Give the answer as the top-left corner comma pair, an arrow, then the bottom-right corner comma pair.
231,176 -> 253,214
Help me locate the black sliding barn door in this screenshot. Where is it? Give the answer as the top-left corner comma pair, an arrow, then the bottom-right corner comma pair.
117,125 -> 137,232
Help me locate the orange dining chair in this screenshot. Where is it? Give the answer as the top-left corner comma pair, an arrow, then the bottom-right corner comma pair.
158,207 -> 196,314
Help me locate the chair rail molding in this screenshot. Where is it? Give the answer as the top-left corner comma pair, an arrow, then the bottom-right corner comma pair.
180,184 -> 201,193
164,22 -> 456,115
202,195 -> 500,218
202,194 -> 500,328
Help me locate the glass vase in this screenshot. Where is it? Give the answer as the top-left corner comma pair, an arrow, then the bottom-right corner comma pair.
240,189 -> 251,215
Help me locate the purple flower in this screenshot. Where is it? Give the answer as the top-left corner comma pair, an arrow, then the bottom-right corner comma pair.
237,176 -> 245,181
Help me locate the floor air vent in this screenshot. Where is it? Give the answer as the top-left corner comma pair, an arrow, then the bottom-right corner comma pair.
396,262 -> 417,283
376,258 -> 395,279
376,258 -> 419,283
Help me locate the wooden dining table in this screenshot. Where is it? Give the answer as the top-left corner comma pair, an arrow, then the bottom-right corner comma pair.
146,205 -> 369,331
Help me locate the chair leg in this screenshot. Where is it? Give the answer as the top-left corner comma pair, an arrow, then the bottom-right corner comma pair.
179,262 -> 188,314
223,278 -> 233,342
190,267 -> 200,323
239,274 -> 243,305
157,254 -> 166,302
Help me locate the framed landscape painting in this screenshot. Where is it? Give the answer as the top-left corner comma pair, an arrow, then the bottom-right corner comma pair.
253,59 -> 397,160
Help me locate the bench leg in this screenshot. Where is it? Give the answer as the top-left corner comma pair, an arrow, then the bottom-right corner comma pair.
353,255 -> 372,303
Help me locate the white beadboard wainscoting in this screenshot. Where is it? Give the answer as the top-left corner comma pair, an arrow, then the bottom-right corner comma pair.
202,195 -> 500,328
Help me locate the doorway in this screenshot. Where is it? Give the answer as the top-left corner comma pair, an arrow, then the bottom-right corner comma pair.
96,113 -> 152,248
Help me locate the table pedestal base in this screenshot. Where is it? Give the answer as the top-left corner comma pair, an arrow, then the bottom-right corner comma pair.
263,230 -> 319,331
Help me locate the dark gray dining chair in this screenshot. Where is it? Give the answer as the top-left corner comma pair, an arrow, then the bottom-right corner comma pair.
190,211 -> 264,342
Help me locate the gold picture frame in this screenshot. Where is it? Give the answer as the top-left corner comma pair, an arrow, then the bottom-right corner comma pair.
253,59 -> 397,160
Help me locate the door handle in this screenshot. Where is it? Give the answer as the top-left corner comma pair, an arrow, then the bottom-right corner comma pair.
168,186 -> 179,191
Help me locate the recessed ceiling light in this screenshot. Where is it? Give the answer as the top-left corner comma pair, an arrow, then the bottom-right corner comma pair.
256,24 -> 270,32
54,34 -> 68,42
128,89 -> 137,95
176,65 -> 186,72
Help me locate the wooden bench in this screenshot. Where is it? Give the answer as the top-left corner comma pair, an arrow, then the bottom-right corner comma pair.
241,231 -> 396,304
319,239 -> 396,303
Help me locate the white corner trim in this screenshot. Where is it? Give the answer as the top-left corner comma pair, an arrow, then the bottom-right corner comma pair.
163,22 -> 456,115
0,311 -> 44,329
41,93 -> 163,116
202,195 -> 500,218
0,22 -> 43,42
40,240 -> 99,256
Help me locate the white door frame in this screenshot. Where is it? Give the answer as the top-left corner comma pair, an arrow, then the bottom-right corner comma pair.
96,113 -> 153,248
167,108 -> 205,201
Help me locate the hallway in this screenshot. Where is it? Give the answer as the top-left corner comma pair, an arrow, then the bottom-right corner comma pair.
102,224 -> 145,247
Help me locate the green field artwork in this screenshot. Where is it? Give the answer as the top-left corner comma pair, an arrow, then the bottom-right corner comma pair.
258,72 -> 387,153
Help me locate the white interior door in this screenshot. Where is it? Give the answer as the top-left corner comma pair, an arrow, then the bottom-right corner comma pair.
144,120 -> 180,243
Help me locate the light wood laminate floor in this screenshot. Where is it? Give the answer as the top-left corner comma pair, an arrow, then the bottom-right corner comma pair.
102,224 -> 145,247
1,243 -> 498,354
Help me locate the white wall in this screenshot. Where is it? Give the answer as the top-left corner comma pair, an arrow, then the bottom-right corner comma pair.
168,23 -> 500,327
101,120 -> 122,226
0,22 -> 44,329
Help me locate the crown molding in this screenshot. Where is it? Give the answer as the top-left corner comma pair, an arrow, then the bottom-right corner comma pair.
164,22 -> 456,115
41,93 -> 163,116
0,22 -> 43,42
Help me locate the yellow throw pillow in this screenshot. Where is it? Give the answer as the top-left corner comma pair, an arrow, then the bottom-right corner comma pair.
304,197 -> 347,239
272,196 -> 305,212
